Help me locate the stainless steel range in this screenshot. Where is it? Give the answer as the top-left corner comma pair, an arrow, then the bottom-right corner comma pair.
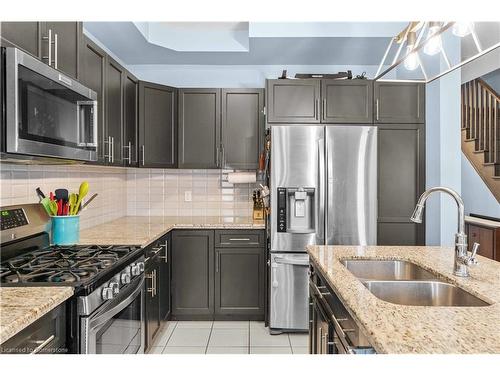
0,203 -> 145,354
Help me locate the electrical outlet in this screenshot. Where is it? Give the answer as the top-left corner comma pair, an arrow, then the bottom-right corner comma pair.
184,190 -> 192,202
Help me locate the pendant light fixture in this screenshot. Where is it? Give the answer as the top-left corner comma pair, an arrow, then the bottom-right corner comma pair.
424,21 -> 442,55
452,22 -> 473,37
403,32 -> 419,70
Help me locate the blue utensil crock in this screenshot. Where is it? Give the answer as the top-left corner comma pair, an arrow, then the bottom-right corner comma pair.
51,216 -> 80,245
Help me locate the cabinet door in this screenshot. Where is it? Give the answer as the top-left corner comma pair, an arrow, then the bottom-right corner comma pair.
178,88 -> 220,168
171,230 -> 214,318
123,72 -> 138,167
158,234 -> 171,321
40,22 -> 81,79
0,22 -> 41,58
105,57 -> 124,166
221,89 -> 264,169
321,80 -> 373,123
138,81 -> 177,168
214,247 -> 265,318
378,124 -> 425,245
467,224 -> 495,260
145,257 -> 160,351
374,82 -> 425,123
79,37 -> 106,164
266,79 -> 320,123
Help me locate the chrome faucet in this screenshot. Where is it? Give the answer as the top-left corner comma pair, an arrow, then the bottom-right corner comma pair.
410,186 -> 480,277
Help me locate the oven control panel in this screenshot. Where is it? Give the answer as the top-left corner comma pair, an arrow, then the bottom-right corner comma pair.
0,208 -> 28,231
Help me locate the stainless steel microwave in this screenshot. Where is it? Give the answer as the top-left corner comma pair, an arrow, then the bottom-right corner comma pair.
1,47 -> 98,162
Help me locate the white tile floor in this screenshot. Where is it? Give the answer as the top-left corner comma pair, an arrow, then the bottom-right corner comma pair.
148,321 -> 309,354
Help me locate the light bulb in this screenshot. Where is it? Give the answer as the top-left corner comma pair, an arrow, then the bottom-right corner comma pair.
452,22 -> 473,37
404,48 -> 419,70
424,23 -> 442,56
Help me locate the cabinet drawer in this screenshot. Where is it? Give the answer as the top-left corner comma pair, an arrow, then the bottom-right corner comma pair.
215,230 -> 265,247
0,303 -> 66,354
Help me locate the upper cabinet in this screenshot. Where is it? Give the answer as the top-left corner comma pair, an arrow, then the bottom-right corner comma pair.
138,81 -> 177,168
178,88 -> 221,169
374,82 -> 425,124
0,22 -> 41,58
123,71 -> 139,167
221,88 -> 264,170
1,22 -> 82,79
321,80 -> 373,123
105,57 -> 124,166
266,79 -> 321,123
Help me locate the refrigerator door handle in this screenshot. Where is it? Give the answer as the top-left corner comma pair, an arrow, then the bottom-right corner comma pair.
318,137 -> 325,245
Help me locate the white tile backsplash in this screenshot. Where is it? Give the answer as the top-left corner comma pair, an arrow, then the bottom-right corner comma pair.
0,164 -> 256,226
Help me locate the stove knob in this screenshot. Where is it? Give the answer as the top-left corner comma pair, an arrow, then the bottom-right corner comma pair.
102,287 -> 114,300
137,261 -> 145,273
109,282 -> 120,296
121,272 -> 131,285
131,264 -> 140,276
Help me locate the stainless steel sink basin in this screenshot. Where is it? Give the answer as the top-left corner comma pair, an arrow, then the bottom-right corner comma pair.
361,280 -> 490,307
341,259 -> 437,281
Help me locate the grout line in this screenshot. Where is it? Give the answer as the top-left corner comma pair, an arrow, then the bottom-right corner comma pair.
162,321 -> 178,349
205,321 -> 214,354
287,333 -> 293,353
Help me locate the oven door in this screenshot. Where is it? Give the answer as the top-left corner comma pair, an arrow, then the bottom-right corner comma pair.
81,276 -> 145,354
4,47 -> 97,161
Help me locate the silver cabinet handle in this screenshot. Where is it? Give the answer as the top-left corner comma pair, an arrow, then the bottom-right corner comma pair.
322,98 -> 327,120
42,29 -> 52,66
315,99 -> 319,120
153,269 -> 157,297
221,144 -> 226,168
129,141 -> 132,165
54,33 -> 58,69
111,137 -> 114,163
141,145 -> 145,166
228,238 -> 251,241
104,136 -> 112,162
216,252 -> 219,273
159,241 -> 168,263
30,335 -> 55,354
376,99 -> 380,121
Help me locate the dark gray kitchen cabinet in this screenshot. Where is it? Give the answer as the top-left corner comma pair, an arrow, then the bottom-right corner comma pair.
214,247 -> 265,318
158,233 -> 171,322
145,254 -> 161,351
0,22 -> 41,57
321,80 -> 373,123
138,81 -> 177,168
171,230 -> 214,318
178,88 -> 221,168
79,36 -> 106,164
105,57 -> 124,166
266,79 -> 321,123
378,123 -> 425,245
221,88 -> 264,169
374,82 -> 425,123
40,22 -> 82,79
123,71 -> 138,167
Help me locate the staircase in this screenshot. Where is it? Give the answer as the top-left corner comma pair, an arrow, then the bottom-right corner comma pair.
461,78 -> 500,203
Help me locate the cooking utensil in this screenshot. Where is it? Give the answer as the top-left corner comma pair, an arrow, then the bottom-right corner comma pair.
78,193 -> 98,213
48,200 -> 58,216
57,199 -> 63,216
55,189 -> 68,202
49,192 -> 55,201
63,202 -> 69,216
36,187 -> 46,200
40,197 -> 53,216
72,182 -> 89,215
68,193 -> 77,216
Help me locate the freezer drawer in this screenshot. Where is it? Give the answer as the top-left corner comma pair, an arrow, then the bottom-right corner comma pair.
269,253 -> 309,331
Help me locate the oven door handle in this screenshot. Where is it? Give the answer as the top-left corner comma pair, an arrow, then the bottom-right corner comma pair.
87,276 -> 144,333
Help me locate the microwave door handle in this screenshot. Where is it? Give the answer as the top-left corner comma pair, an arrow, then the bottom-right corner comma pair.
273,257 -> 309,267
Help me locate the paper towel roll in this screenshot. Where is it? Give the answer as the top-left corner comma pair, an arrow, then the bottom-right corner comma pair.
227,172 -> 256,184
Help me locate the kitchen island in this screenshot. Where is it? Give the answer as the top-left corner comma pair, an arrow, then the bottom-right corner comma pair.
79,216 -> 265,247
307,245 -> 500,354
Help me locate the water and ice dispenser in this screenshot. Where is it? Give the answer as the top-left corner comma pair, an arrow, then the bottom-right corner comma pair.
277,187 -> 316,233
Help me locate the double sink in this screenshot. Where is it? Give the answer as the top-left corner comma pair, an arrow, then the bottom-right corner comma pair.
341,260 -> 490,307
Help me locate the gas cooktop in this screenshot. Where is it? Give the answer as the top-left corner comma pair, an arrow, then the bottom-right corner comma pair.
0,244 -> 142,287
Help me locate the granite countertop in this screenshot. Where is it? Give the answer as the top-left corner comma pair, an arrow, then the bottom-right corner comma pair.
0,287 -> 73,344
79,216 -> 265,247
307,245 -> 500,354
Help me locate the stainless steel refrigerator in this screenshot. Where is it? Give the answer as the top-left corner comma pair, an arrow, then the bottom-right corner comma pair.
269,125 -> 377,333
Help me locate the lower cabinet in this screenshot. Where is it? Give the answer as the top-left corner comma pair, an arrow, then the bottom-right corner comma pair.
214,247 -> 265,318
144,253 -> 160,352
466,220 -> 500,261
158,233 -> 171,321
171,229 -> 265,320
